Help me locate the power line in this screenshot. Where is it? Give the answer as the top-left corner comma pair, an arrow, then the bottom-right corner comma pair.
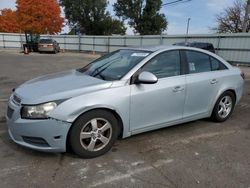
162,0 -> 192,6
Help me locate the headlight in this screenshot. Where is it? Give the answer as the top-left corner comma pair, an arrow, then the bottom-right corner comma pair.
21,102 -> 57,119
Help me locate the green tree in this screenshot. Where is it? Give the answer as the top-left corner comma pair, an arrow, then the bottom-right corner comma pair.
60,0 -> 126,35
114,0 -> 167,35
102,15 -> 126,35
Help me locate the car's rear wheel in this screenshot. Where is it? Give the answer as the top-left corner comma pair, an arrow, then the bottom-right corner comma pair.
211,91 -> 235,122
69,110 -> 119,158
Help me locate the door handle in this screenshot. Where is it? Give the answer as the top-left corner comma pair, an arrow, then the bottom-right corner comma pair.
173,86 -> 184,92
210,79 -> 218,84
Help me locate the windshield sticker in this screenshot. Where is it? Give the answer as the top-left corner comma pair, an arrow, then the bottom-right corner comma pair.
189,62 -> 196,71
131,53 -> 149,57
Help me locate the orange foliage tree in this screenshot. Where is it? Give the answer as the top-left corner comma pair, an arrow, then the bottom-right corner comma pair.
16,0 -> 64,34
0,0 -> 64,34
0,9 -> 20,33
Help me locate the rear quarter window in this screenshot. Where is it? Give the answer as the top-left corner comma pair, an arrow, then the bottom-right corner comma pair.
210,57 -> 228,71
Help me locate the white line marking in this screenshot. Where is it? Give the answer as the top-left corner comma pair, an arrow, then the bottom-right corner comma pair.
90,166 -> 153,187
168,130 -> 238,145
131,160 -> 145,166
152,159 -> 174,168
90,130 -> 238,187
0,166 -> 29,177
90,158 -> 174,187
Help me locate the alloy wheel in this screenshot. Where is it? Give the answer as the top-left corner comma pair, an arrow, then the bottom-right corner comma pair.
218,95 -> 232,119
79,118 -> 112,151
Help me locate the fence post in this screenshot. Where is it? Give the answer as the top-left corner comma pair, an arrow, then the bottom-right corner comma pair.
0,34 -> 2,48
78,34 -> 81,52
93,36 -> 95,55
216,34 -> 221,55
3,34 -> 5,48
64,35 -> 66,51
160,35 -> 163,45
124,36 -> 126,47
20,33 -> 23,50
107,36 -> 110,53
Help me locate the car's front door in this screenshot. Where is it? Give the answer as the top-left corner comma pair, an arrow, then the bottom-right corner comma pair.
129,50 -> 186,132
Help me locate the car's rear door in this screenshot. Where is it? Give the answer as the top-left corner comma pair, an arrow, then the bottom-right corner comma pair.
129,50 -> 186,132
183,50 -> 227,118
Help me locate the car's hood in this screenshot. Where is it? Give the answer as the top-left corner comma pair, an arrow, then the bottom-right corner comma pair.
15,70 -> 112,104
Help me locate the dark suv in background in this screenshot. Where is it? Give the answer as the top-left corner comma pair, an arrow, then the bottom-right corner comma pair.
173,42 -> 215,53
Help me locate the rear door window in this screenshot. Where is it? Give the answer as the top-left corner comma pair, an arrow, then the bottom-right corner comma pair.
185,50 -> 211,73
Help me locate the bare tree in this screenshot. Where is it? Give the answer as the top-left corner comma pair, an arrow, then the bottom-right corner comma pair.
215,0 -> 250,33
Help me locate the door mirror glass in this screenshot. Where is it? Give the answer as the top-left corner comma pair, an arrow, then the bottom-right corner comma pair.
136,71 -> 158,84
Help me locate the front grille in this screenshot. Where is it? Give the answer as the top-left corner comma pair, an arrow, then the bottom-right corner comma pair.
12,94 -> 21,105
7,106 -> 14,119
22,136 -> 50,147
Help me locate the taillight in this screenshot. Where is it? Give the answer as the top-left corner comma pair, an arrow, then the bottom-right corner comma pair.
240,72 -> 245,80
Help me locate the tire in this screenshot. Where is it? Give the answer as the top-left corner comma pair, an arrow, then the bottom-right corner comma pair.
69,110 -> 119,158
211,91 -> 236,122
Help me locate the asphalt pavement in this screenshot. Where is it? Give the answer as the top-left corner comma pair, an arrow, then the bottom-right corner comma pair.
0,50 -> 249,188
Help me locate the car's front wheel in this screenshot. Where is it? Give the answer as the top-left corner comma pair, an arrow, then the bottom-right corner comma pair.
69,110 -> 119,158
211,91 -> 235,122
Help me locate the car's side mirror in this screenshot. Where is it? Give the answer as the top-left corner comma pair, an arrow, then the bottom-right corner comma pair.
135,71 -> 158,84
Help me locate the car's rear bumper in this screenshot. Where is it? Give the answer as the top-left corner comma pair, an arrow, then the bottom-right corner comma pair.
235,79 -> 244,104
38,47 -> 54,52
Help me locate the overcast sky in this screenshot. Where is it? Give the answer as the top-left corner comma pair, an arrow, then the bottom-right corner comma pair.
0,0 -> 235,35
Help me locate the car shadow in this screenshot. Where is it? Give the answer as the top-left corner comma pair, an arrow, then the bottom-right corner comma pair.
0,118 -> 221,159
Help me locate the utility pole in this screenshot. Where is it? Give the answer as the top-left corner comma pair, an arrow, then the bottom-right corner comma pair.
185,18 -> 191,42
243,0 -> 250,32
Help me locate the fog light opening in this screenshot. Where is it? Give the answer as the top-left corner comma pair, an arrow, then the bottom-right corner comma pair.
54,136 -> 62,139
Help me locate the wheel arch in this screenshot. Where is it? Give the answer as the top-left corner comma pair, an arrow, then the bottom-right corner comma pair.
210,88 -> 237,116
225,89 -> 236,101
66,107 -> 124,151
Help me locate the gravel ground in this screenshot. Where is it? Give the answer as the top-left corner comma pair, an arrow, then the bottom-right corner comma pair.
0,49 -> 250,188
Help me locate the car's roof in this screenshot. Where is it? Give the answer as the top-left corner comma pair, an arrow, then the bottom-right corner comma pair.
123,45 -> 200,52
122,45 -> 230,66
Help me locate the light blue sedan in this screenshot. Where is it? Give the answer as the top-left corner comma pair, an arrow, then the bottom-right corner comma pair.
6,46 -> 244,158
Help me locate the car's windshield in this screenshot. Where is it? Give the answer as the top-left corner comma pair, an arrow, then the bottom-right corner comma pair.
78,49 -> 151,81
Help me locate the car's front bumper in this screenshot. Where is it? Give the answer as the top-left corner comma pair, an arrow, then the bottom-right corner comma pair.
6,99 -> 71,152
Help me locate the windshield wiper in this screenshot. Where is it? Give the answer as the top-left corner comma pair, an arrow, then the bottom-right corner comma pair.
91,57 -> 121,78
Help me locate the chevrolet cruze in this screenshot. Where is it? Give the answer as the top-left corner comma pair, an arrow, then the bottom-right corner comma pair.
6,46 -> 244,158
